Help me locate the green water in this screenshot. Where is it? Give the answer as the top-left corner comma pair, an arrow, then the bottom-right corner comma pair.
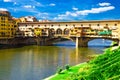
0,45 -> 105,80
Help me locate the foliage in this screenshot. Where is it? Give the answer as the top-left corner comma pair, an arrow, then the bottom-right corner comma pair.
56,67 -> 63,74
49,47 -> 120,80
50,63 -> 86,80
67,46 -> 120,80
65,64 -> 70,70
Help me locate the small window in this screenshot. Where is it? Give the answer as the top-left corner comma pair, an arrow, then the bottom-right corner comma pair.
81,24 -> 83,26
115,24 -> 117,26
97,24 -> 100,26
51,25 -> 53,27
58,24 -> 60,26
73,24 -> 75,27
106,24 -> 108,26
89,24 -> 91,27
32,25 -> 34,27
38,25 -> 40,27
44,25 -> 46,27
66,24 -> 68,26
26,25 -> 27,27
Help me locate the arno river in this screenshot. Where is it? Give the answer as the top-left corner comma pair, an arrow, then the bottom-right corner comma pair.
0,39 -> 111,80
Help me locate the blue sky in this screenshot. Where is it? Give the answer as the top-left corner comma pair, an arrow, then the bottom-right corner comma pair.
0,0 -> 120,21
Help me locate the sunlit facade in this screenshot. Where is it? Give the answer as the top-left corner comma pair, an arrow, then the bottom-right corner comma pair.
0,11 -> 15,39
17,20 -> 120,38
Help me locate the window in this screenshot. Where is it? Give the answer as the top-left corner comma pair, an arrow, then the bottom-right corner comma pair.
51,25 -> 53,27
26,25 -> 27,27
81,24 -> 83,26
66,24 -> 68,26
97,24 -> 100,26
73,24 -> 75,27
1,17 -> 3,20
89,24 -> 91,27
106,24 -> 108,26
44,25 -> 46,27
115,24 -> 117,26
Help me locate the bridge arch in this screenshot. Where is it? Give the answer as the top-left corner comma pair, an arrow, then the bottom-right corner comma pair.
87,38 -> 119,46
70,37 -> 119,47
56,28 -> 62,35
64,28 -> 70,35
49,28 -> 55,36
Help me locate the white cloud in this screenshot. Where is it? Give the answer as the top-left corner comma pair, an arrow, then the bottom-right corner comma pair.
99,2 -> 111,6
0,8 -> 8,11
3,0 -> 11,2
76,6 -> 115,15
49,3 -> 56,6
3,0 -> 43,7
54,5 -> 115,20
13,2 -> 17,5
72,7 -> 78,11
23,5 -> 35,9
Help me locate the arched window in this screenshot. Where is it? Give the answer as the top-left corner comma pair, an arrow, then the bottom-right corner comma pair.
56,28 -> 62,35
64,28 -> 69,35
49,28 -> 55,36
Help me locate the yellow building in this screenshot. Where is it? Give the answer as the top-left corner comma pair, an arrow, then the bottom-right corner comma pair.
34,28 -> 42,37
0,11 -> 15,39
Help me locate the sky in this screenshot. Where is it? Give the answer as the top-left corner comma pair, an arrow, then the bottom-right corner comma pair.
0,0 -> 120,21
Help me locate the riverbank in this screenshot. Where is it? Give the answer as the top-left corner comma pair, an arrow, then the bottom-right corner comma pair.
45,46 -> 120,80
44,63 -> 87,80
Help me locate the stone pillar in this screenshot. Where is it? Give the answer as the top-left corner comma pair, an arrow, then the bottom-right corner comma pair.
36,37 -> 40,45
77,38 -> 88,47
76,37 -> 78,48
74,37 -> 89,47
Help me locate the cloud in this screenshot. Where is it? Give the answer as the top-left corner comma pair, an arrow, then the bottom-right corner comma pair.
35,12 -> 50,19
3,0 -> 11,2
99,2 -> 111,6
3,0 -> 43,7
49,3 -> 56,6
76,6 -> 115,15
72,7 -> 78,11
23,5 -> 35,9
54,5 -> 115,20
0,8 -> 8,11
13,2 -> 17,5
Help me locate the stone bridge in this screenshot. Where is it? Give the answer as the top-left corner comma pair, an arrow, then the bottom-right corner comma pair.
0,20 -> 120,47
16,20 -> 120,47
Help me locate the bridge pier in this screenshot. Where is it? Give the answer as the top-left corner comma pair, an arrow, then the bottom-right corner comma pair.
75,37 -> 89,47
76,37 -> 79,48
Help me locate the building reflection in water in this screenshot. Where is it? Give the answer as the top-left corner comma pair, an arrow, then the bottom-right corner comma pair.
0,45 -> 103,80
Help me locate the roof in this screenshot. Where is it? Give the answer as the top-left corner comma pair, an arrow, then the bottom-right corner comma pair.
18,20 -> 120,24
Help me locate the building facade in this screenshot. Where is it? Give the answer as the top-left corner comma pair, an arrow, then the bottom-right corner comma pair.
17,20 -> 120,38
0,11 -> 16,39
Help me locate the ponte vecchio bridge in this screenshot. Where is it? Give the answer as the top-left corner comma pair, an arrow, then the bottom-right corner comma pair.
16,20 -> 120,47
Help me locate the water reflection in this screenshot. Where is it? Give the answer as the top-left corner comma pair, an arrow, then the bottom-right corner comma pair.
0,45 -> 104,80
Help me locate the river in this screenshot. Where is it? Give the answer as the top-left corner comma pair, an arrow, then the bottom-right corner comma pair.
0,39 -> 112,80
